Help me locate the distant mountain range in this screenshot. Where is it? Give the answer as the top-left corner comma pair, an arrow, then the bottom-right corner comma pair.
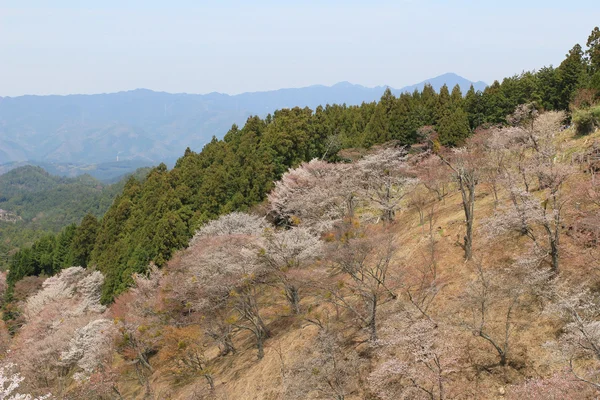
0,73 -> 486,175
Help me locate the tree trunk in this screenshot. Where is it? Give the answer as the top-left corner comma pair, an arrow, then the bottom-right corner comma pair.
257,335 -> 265,359
205,374 -> 215,391
550,237 -> 560,273
221,334 -> 236,356
368,296 -> 378,341
459,177 -> 475,261
284,284 -> 301,314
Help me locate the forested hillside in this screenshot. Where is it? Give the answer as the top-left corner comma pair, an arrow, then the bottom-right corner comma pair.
0,166 -> 148,271
0,25 -> 599,400
6,28 -> 600,305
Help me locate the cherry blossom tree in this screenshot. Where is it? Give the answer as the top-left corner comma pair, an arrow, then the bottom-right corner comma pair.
259,227 -> 322,314
485,111 -> 574,273
356,147 -> 418,223
191,211 -> 267,242
507,371 -> 592,400
10,267 -> 110,396
268,159 -> 358,232
181,234 -> 269,359
112,265 -> 162,392
545,284 -> 600,389
369,318 -> 461,400
0,363 -> 51,400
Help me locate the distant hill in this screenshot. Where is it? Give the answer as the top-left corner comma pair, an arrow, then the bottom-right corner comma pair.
0,159 -> 164,183
0,165 -> 114,225
0,165 -> 149,268
0,73 -> 486,172
396,72 -> 487,95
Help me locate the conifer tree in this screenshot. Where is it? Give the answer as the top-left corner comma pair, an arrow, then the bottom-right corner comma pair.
464,85 -> 483,129
450,84 -> 464,108
72,214 -> 100,267
364,88 -> 395,146
557,44 -> 587,109
437,107 -> 471,147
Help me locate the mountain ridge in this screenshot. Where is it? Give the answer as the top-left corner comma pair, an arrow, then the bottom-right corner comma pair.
0,73 -> 487,172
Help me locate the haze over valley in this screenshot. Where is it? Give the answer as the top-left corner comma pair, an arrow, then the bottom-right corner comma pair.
0,73 -> 486,178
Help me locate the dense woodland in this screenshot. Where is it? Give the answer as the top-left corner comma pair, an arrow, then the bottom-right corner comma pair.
0,166 -> 146,272
0,26 -> 600,400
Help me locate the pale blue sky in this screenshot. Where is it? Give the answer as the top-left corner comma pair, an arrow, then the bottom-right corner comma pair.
1,1 -> 599,96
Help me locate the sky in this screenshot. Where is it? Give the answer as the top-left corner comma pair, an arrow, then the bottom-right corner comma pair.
1,0 -> 599,97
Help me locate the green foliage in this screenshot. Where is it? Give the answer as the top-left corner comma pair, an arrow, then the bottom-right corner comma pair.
71,214 -> 100,267
557,44 -> 587,110
437,108 -> 471,147
573,105 -> 600,135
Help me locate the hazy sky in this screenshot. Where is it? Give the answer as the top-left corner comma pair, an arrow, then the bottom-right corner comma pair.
1,1 -> 599,96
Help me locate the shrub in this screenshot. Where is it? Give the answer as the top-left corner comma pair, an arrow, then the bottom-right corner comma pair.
573,105 -> 600,135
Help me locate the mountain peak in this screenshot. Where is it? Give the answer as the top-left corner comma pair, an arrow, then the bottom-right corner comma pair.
332,81 -> 358,88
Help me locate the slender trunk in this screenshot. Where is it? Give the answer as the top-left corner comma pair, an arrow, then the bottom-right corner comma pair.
346,194 -> 355,219
257,335 -> 265,359
459,177 -> 475,261
222,334 -> 236,355
509,190 -> 529,235
550,237 -> 560,273
254,315 -> 270,359
479,330 -> 507,366
368,296 -> 378,341
499,352 -> 507,367
205,374 -> 215,391
284,284 -> 301,314
383,207 -> 395,223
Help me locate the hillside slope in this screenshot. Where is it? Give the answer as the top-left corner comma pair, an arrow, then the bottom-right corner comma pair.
3,118 -> 600,399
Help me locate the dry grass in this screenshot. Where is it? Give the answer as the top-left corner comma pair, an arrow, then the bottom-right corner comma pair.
114,129 -> 600,399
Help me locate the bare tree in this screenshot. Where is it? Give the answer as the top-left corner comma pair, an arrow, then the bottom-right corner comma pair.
460,260 -> 551,367
439,143 -> 481,261
407,185 -> 431,230
284,328 -> 362,400
415,153 -> 451,203
158,326 -> 215,391
325,225 -> 399,341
